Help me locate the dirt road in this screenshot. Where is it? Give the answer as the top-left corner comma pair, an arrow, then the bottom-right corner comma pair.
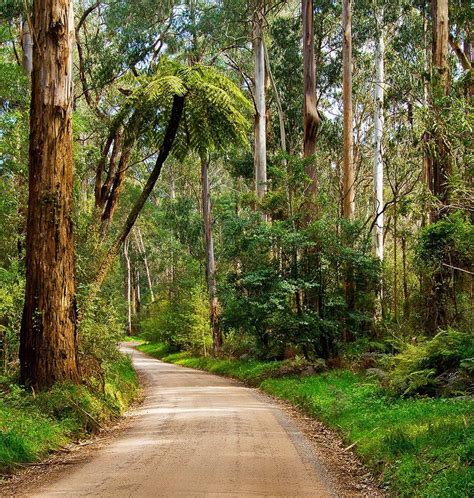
26,344 -> 337,497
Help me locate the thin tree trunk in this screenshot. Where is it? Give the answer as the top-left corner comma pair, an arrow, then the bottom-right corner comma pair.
134,228 -> 155,302
201,155 -> 222,354
21,19 -> 33,79
430,0 -> 450,221
302,0 -> 321,166
342,0 -> 355,220
422,0 -> 431,228
253,5 -> 267,201
341,0 -> 355,342
393,195 -> 398,321
132,265 -> 141,334
263,40 -> 286,153
85,95 -> 185,311
123,238 -> 132,336
373,12 -> 384,261
402,236 -> 409,318
20,0 -> 80,390
425,0 -> 450,333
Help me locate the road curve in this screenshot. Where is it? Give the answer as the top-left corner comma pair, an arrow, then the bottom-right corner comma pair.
30,343 -> 335,497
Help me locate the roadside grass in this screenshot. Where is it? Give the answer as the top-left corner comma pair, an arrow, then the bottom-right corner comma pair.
121,335 -> 145,343
138,341 -> 473,498
0,354 -> 139,472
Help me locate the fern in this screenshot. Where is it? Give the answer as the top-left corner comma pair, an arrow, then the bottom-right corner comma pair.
111,60 -> 251,160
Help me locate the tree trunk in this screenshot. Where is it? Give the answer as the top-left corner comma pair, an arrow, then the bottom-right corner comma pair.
342,0 -> 355,220
373,13 -> 384,261
132,265 -> 141,334
393,196 -> 398,321
201,156 -> 222,354
123,238 -> 132,336
429,0 -> 450,221
134,228 -> 155,302
85,95 -> 185,310
425,0 -> 450,333
21,19 -> 33,79
402,236 -> 409,318
100,145 -> 132,233
422,0 -> 431,228
253,5 -> 267,201
20,0 -> 80,390
302,0 -> 321,170
341,0 -> 355,341
263,40 -> 286,153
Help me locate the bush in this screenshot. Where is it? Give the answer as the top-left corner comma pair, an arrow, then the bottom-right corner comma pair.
141,284 -> 212,354
389,329 -> 474,396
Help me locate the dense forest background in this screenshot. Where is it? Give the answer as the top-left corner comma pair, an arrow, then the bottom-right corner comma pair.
0,0 -> 473,494
0,0 -> 472,385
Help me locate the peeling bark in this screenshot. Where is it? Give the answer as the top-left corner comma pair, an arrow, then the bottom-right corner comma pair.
20,0 -> 80,390
253,5 -> 267,201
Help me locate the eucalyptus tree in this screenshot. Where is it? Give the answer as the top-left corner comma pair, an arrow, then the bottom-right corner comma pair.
252,0 -> 267,201
373,7 -> 385,261
20,0 -> 80,390
302,0 -> 320,167
428,0 -> 450,221
342,0 -> 354,220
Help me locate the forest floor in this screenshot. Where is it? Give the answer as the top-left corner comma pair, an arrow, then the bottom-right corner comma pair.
4,343 -> 382,497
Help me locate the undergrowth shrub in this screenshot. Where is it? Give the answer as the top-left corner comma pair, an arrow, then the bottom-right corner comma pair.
141,285 -> 212,354
389,329 -> 474,396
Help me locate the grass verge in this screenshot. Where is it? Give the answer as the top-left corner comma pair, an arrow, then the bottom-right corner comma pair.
138,342 -> 473,498
0,354 -> 139,473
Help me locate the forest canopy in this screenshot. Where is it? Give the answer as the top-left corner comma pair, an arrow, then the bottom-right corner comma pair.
0,0 -> 472,383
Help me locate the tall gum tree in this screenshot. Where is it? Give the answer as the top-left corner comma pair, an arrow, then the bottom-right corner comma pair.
302,0 -> 321,190
200,155 -> 222,354
342,0 -> 355,220
373,9 -> 385,261
429,0 -> 450,221
253,2 -> 267,201
20,0 -> 80,390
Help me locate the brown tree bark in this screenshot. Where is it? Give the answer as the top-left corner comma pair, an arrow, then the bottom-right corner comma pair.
342,0 -> 355,220
20,0 -> 80,390
85,95 -> 185,309
201,155 -> 222,354
429,0 -> 451,221
425,0 -> 451,333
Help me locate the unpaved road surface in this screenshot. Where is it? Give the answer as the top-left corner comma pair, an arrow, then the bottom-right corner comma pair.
23,344 -> 338,497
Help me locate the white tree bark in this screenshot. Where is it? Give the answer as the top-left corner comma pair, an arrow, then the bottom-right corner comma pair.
201,156 -> 222,353
133,227 -> 155,302
21,19 -> 33,79
253,6 -> 267,200
373,14 -> 385,261
123,238 -> 132,336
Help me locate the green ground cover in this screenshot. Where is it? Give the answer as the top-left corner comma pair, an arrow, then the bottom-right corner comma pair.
0,354 -> 138,472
